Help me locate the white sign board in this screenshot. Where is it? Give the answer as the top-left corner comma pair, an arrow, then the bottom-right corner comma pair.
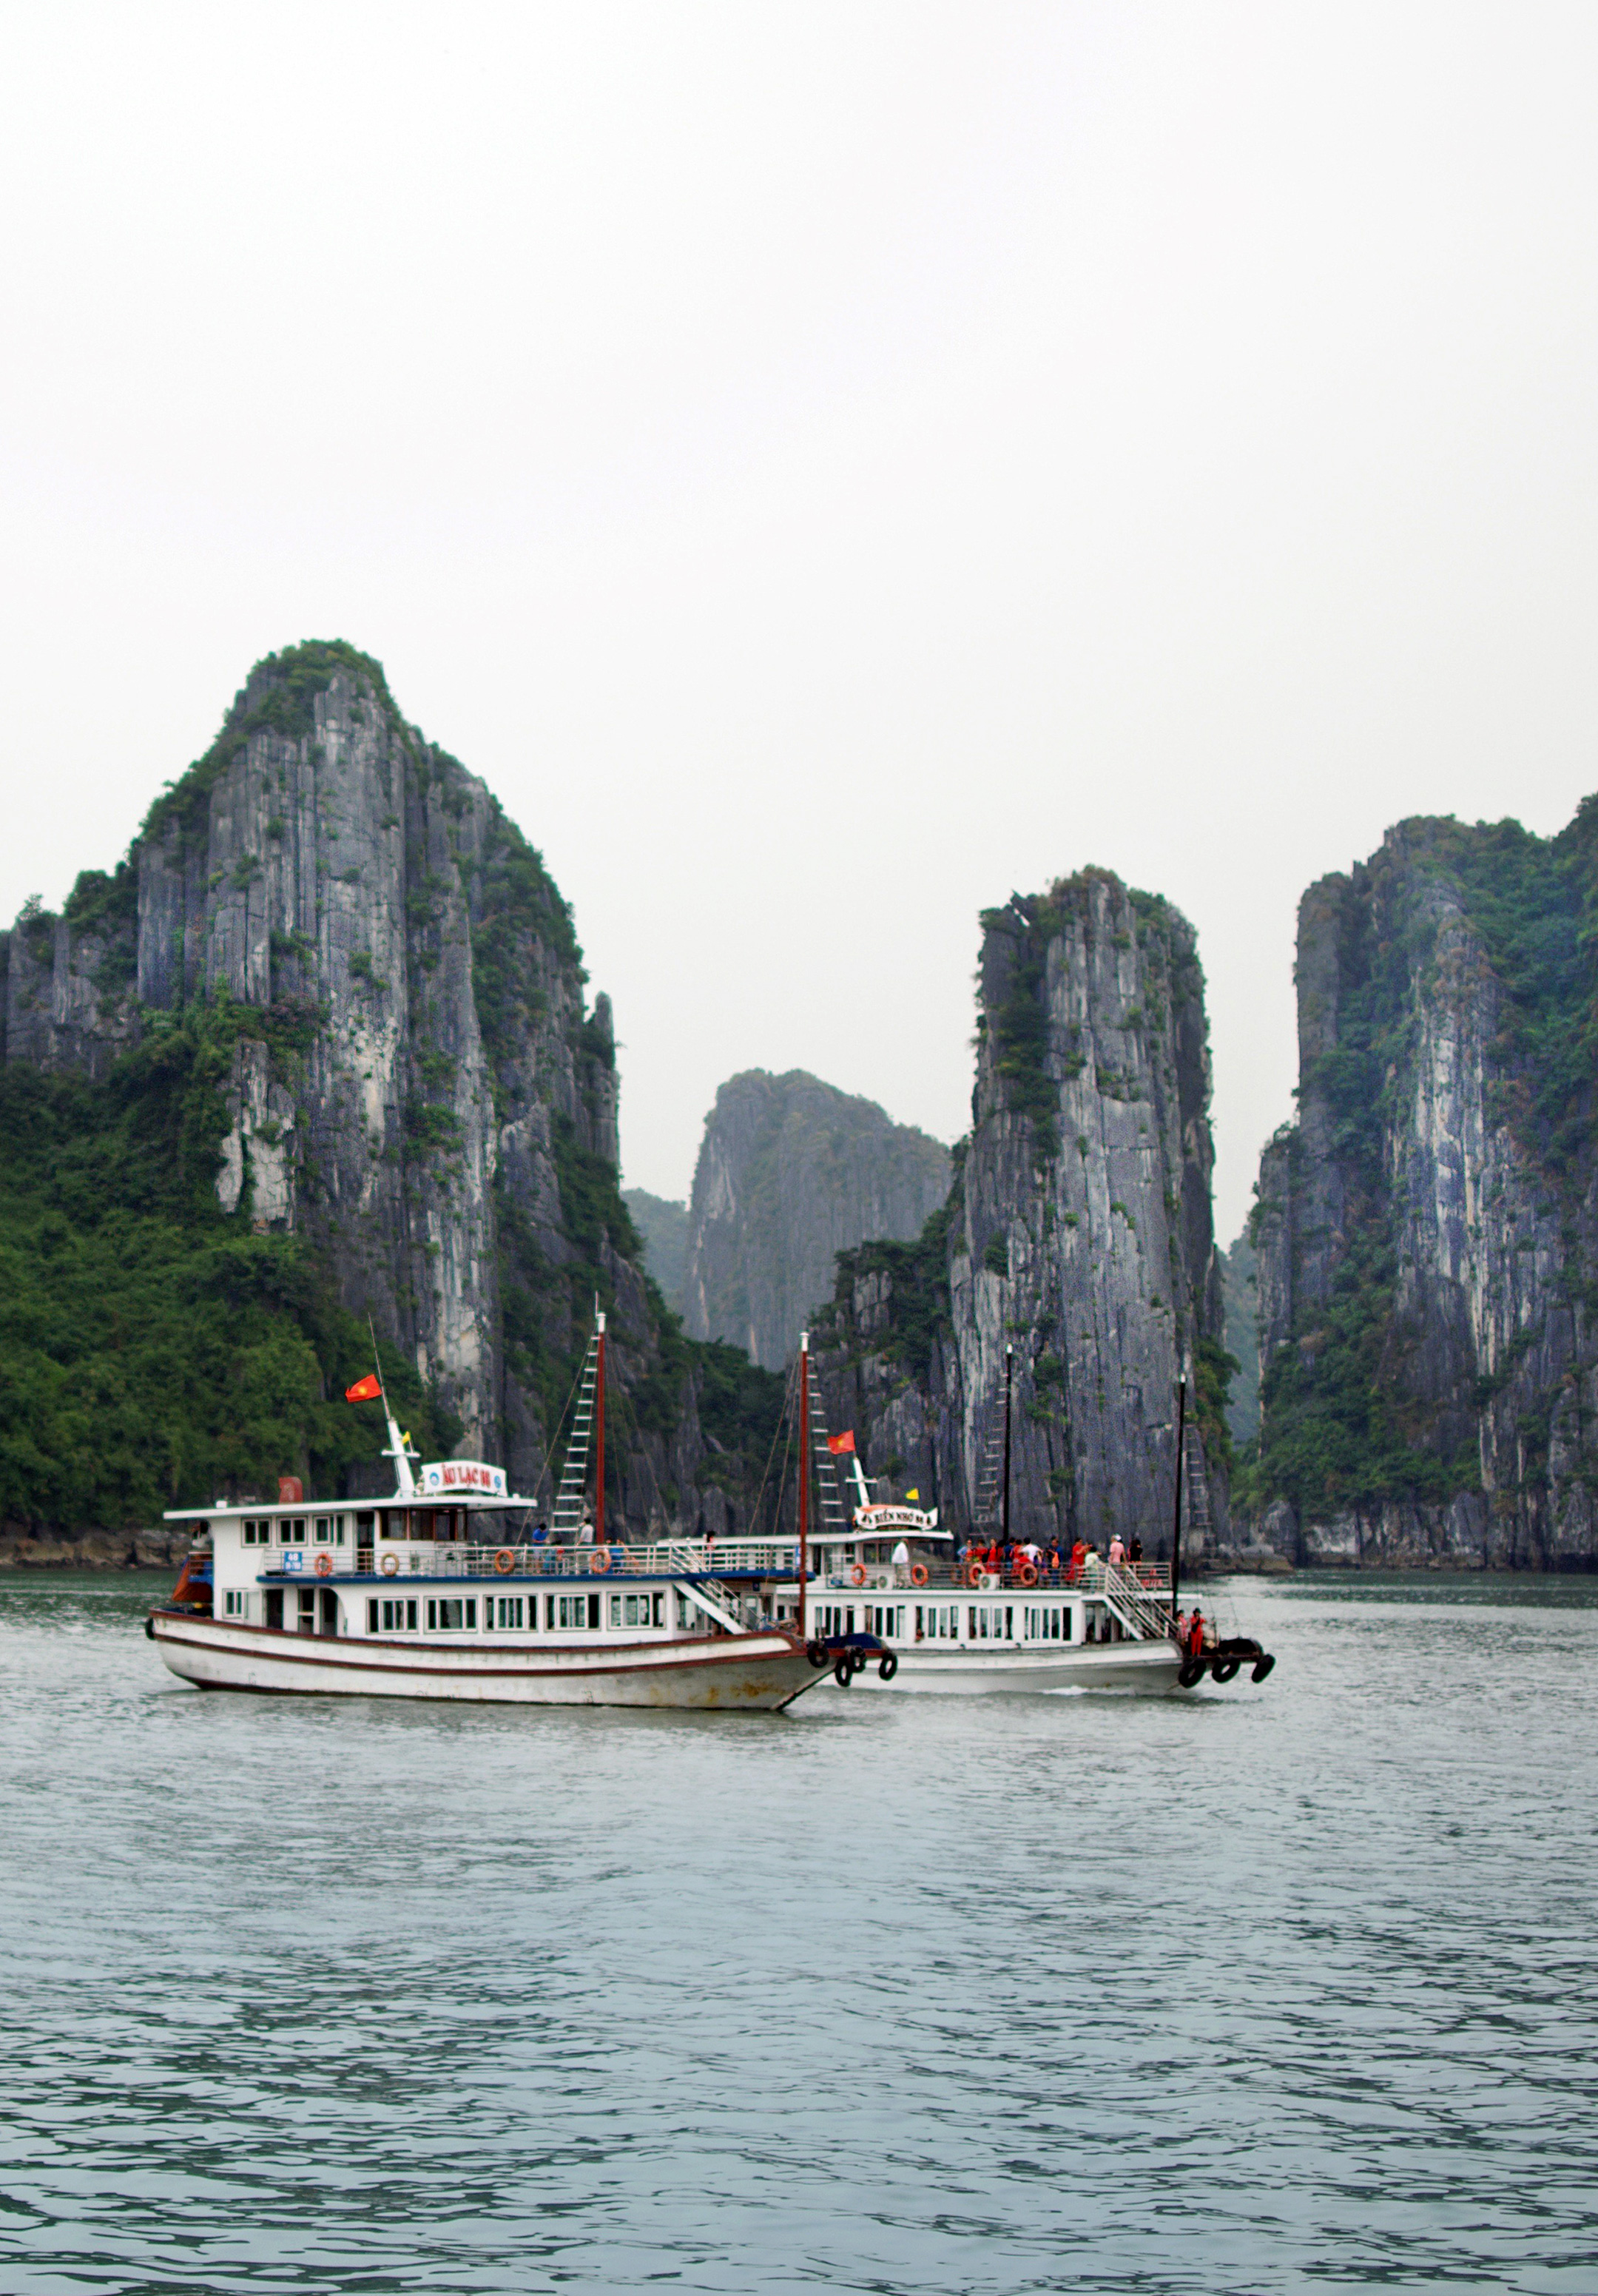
852,1504 -> 940,1532
421,1459 -> 508,1498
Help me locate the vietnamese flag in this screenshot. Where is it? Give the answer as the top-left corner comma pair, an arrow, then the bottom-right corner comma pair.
345,1373 -> 383,1402
827,1431 -> 855,1455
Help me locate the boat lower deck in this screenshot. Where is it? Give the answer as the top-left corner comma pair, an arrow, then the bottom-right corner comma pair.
832,1639 -> 1182,1693
149,1611 -> 828,1711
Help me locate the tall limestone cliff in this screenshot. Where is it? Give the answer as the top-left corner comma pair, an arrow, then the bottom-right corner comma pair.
813,873 -> 1227,1551
1250,804 -> 1598,1567
684,1070 -> 951,1370
0,642 -> 776,1538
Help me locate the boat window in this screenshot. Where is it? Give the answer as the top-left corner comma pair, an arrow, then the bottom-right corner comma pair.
493,1597 -> 525,1630
297,1589 -> 315,1632
355,1512 -> 375,1541
241,1518 -> 269,1546
369,1598 -> 418,1632
313,1516 -> 332,1544
280,1518 -> 306,1544
424,1598 -> 476,1631
609,1592 -> 659,1629
553,1595 -> 596,1630
379,1512 -> 404,1541
223,1590 -> 249,1619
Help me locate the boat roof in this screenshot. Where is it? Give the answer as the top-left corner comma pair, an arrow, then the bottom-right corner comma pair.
163,1490 -> 538,1523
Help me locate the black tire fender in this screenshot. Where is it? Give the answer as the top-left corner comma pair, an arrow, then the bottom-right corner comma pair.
1251,1652 -> 1276,1683
1211,1656 -> 1241,1683
833,1657 -> 853,1689
877,1652 -> 898,1682
806,1640 -> 828,1669
1177,1655 -> 1206,1688
144,1617 -> 156,1641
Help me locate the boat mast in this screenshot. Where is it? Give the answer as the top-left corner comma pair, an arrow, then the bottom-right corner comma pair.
798,1330 -> 809,1640
1170,1361 -> 1187,1619
1001,1342 -> 1013,1541
595,1307 -> 606,1546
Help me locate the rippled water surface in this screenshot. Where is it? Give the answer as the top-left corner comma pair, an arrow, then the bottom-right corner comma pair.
2,1571 -> 1597,2292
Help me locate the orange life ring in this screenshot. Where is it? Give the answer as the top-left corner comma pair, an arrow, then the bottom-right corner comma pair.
910,1563 -> 929,1588
314,1552 -> 333,1578
380,1552 -> 400,1576
493,1549 -> 515,1574
592,1546 -> 611,1573
851,1563 -> 867,1586
965,1561 -> 985,1588
1017,1563 -> 1039,1587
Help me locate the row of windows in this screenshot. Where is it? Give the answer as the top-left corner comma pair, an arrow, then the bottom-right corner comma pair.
239,1509 -> 479,1546
241,1516 -> 348,1547
363,1592 -> 621,1635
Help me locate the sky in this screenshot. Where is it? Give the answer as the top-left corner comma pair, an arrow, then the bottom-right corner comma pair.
3,2 -> 1597,1245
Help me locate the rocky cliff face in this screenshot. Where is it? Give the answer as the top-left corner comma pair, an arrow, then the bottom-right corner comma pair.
1250,804 -> 1598,1567
623,1188 -> 690,1316
0,642 -> 775,1535
812,872 -> 1227,1552
684,1070 -> 951,1370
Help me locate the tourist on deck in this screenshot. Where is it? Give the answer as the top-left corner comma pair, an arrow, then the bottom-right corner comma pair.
892,1537 -> 911,1586
1129,1535 -> 1143,1566
1068,1538 -> 1088,1583
1108,1533 -> 1127,1569
1045,1540 -> 1062,1583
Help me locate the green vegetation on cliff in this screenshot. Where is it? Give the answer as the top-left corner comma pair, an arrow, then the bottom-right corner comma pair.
0,1006 -> 459,1530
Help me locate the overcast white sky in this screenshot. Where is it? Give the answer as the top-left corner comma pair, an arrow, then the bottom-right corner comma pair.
3,3 -> 1597,1244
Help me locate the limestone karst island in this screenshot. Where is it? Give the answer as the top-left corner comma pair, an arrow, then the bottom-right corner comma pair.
3,638 -> 1596,1575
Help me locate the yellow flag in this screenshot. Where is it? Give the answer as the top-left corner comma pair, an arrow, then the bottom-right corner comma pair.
906,1488 -> 920,1501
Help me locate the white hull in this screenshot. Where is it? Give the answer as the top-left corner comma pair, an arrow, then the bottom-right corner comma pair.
152,1612 -> 825,1711
838,1640 -> 1183,1694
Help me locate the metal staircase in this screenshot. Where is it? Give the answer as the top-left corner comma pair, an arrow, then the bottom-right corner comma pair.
550,1325 -> 601,1538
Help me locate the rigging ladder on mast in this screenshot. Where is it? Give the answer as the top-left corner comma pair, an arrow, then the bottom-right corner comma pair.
550,1316 -> 604,1538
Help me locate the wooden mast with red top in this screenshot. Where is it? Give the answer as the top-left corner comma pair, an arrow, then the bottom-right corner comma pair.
595,1309 -> 606,1547
798,1330 -> 809,1640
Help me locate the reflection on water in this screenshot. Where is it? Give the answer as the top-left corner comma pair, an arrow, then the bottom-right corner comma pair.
1,1570 -> 1596,2292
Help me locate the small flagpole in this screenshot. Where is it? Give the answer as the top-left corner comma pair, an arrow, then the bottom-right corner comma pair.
368,1313 -> 416,1500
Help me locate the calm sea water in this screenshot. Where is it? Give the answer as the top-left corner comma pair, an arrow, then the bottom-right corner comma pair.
1,1571 -> 1596,2294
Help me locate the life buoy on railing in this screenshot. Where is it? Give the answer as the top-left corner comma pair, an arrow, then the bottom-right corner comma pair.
380,1552 -> 400,1577
851,1564 -> 867,1586
314,1552 -> 333,1578
1017,1563 -> 1039,1588
910,1563 -> 929,1588
965,1561 -> 985,1589
493,1549 -> 515,1575
592,1546 -> 611,1574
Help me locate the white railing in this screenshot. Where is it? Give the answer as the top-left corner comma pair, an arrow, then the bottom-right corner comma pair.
274,1539 -> 806,1583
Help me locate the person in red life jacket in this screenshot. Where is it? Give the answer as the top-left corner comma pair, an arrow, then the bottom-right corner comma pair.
1068,1538 -> 1088,1583
1185,1609 -> 1205,1659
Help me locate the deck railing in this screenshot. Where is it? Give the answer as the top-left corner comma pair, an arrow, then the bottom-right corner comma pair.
269,1546 -> 1176,1614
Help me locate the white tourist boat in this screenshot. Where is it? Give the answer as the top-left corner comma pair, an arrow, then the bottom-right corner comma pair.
773,1332 -> 1275,1695
147,1316 -> 845,1713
